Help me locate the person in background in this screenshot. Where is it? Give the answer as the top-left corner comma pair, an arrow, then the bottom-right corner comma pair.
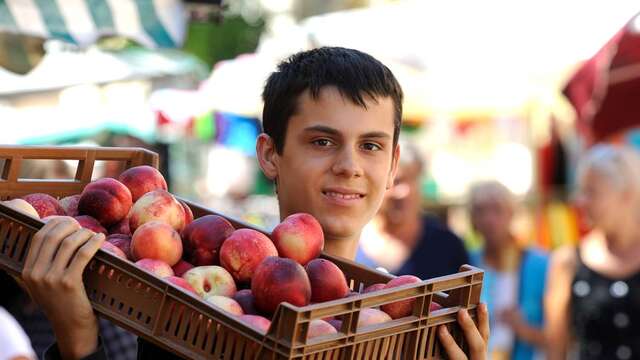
469,181 -> 547,360
356,139 -> 469,279
545,144 -> 640,360
1,306 -> 36,360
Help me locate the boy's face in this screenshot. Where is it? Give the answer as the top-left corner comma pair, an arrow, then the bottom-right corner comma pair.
258,86 -> 399,242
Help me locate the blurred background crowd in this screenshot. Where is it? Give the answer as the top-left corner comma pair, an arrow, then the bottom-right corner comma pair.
1,0 -> 640,359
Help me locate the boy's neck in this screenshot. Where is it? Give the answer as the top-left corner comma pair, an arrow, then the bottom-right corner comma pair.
323,233 -> 361,260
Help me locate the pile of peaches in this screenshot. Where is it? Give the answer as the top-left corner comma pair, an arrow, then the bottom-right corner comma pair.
1,165 -> 439,339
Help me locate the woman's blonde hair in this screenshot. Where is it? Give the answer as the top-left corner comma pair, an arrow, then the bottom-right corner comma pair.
576,144 -> 640,195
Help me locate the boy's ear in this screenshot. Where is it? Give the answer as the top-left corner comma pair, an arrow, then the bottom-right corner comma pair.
386,144 -> 401,189
256,133 -> 279,180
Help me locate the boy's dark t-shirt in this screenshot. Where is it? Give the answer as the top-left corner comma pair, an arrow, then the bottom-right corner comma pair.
395,215 -> 470,279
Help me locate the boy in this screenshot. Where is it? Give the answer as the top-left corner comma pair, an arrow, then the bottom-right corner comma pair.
21,47 -> 488,359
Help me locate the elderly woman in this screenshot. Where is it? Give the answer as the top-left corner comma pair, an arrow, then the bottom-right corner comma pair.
546,144 -> 640,360
469,181 -> 548,360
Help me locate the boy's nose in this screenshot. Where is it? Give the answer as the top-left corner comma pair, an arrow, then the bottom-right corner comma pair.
331,148 -> 363,178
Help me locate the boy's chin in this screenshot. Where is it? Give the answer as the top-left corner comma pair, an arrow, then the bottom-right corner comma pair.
319,217 -> 363,241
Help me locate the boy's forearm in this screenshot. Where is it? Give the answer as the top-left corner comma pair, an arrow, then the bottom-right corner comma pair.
53,321 -> 100,360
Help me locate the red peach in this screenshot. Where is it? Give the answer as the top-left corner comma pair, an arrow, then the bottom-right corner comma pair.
108,217 -> 131,236
238,314 -> 271,333
251,257 -> 311,314
204,295 -> 244,316
129,190 -> 185,233
232,289 -> 259,315
22,193 -> 65,218
106,234 -> 132,260
165,276 -> 198,295
179,200 -> 194,227
271,213 -> 324,265
130,221 -> 182,266
135,258 -> 174,278
118,165 -> 167,202
183,266 -> 237,298
380,275 -> 422,319
307,319 -> 337,339
219,229 -> 278,283
305,259 -> 349,303
363,283 -> 386,294
78,178 -> 132,226
74,215 -> 108,235
59,194 -> 81,217
101,241 -> 127,259
327,319 -> 343,331
1,199 -> 40,218
172,260 -> 194,277
182,215 -> 235,266
357,308 -> 392,328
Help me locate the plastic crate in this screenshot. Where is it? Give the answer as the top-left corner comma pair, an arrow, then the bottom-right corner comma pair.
0,145 -> 484,359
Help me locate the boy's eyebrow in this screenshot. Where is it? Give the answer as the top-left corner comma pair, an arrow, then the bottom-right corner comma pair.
303,125 -> 341,135
303,125 -> 391,140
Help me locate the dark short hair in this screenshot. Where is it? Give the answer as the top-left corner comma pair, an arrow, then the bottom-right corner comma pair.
262,47 -> 403,154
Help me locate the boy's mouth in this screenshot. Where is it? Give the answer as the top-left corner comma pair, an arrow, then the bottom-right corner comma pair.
322,188 -> 365,201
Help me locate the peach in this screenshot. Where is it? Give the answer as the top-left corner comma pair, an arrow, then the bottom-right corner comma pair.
172,260 -> 194,277
129,190 -> 185,233
118,165 -> 167,202
135,258 -> 174,278
363,283 -> 386,294
59,194 -> 80,217
238,314 -> 271,333
179,200 -> 194,227
22,193 -> 65,218
108,217 -> 131,236
307,319 -> 338,339
106,234 -> 132,260
380,275 -> 422,319
232,289 -> 259,315
219,229 -> 278,283
182,215 -> 234,266
327,319 -> 343,331
75,215 -> 108,235
251,257 -> 311,314
183,266 -> 237,298
204,295 -> 244,316
305,259 -> 349,303
1,199 -> 40,218
78,178 -> 132,226
130,221 -> 182,265
271,213 -> 324,265
165,276 -> 198,295
101,241 -> 127,259
357,308 -> 391,328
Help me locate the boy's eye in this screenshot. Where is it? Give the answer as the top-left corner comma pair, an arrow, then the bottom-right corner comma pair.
312,139 -> 334,147
362,142 -> 382,151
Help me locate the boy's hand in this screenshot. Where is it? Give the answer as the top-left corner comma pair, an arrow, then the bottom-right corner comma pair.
22,216 -> 105,360
438,303 -> 490,360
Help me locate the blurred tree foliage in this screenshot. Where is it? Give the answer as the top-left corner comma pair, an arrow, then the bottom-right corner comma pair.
182,14 -> 264,68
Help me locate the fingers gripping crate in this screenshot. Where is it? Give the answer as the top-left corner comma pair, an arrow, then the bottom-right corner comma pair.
0,146 -> 484,359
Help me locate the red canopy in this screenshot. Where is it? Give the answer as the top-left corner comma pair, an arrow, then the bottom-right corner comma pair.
563,13 -> 640,143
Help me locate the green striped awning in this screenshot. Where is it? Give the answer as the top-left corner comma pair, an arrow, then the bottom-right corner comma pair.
0,0 -> 185,48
